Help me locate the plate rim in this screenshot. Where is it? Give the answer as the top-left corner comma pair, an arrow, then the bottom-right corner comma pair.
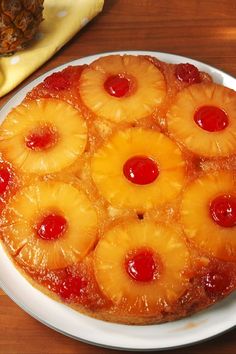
0,50 -> 236,351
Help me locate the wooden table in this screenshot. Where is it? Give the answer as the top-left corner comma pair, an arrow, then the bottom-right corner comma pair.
0,0 -> 236,353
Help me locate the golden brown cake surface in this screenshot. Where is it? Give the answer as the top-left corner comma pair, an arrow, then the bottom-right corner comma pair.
0,55 -> 235,325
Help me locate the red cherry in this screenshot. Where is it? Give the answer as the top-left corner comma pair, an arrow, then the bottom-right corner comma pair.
194,106 -> 229,132
25,126 -> 57,151
126,250 -> 157,282
37,214 -> 67,241
123,156 -> 159,185
0,167 -> 11,195
104,75 -> 130,98
210,195 -> 236,228
175,63 -> 201,84
203,270 -> 231,297
59,276 -> 87,300
44,72 -> 70,91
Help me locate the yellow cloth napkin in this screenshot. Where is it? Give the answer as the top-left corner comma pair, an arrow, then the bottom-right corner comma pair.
0,0 -> 104,97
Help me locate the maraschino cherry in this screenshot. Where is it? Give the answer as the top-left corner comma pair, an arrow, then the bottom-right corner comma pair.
210,195 -> 236,228
104,75 -> 131,98
37,214 -> 67,241
123,156 -> 159,185
194,106 -> 229,132
126,250 -> 158,282
26,126 -> 57,151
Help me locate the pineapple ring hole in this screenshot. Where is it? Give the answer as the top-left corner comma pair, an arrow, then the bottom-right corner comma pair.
36,213 -> 68,241
209,194 -> 236,228
125,248 -> 163,282
194,105 -> 229,132
104,74 -> 135,98
25,124 -> 58,151
123,155 -> 159,185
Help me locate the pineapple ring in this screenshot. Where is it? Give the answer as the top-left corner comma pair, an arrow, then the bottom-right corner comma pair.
91,128 -> 185,211
180,172 -> 236,261
94,220 -> 190,314
1,182 -> 98,269
167,83 -> 236,157
79,55 -> 166,123
0,99 -> 87,174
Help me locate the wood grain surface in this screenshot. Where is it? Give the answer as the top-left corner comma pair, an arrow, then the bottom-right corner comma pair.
0,0 -> 236,353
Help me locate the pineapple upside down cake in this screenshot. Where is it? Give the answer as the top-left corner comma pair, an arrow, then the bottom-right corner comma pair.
0,55 -> 236,325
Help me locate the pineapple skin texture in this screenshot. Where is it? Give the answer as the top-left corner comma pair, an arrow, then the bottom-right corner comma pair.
0,56 -> 235,325
0,0 -> 44,55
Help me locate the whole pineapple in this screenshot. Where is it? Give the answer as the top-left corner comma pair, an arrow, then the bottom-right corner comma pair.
0,0 -> 44,55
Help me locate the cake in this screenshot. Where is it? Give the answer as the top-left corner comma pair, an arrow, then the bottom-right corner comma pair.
0,54 -> 235,325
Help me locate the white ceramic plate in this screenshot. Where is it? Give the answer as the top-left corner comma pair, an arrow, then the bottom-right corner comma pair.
0,51 -> 235,351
